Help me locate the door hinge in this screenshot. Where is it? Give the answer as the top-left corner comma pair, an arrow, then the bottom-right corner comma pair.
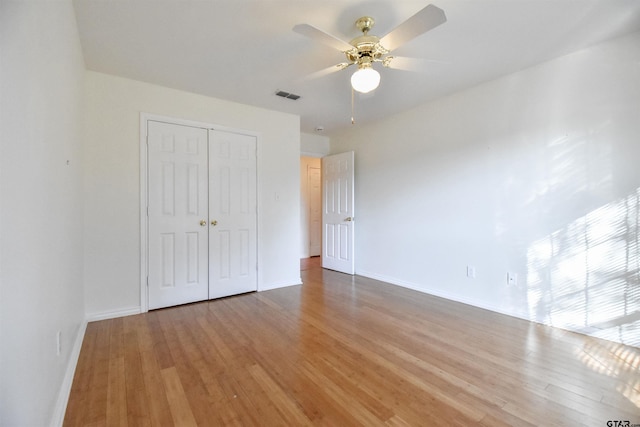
146,276 -> 149,287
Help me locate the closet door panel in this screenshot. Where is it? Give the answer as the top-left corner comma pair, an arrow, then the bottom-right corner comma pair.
148,121 -> 209,309
209,130 -> 258,299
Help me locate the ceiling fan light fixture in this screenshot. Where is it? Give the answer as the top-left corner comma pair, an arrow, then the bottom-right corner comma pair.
350,65 -> 380,93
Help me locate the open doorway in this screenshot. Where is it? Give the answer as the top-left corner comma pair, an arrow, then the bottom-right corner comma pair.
300,156 -> 322,265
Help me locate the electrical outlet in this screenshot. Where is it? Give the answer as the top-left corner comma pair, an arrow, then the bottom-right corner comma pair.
507,272 -> 517,286
466,266 -> 476,279
56,331 -> 62,356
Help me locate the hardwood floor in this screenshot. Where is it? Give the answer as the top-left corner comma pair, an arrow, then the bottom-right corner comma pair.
65,263 -> 640,426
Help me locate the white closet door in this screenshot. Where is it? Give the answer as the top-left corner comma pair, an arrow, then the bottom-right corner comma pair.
208,130 -> 258,299
147,121 -> 209,309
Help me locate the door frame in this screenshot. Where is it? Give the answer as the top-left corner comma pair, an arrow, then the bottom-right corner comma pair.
139,113 -> 260,313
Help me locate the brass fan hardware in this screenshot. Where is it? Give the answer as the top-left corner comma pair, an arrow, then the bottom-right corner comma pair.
355,16 -> 375,34
293,4 -> 447,96
345,16 -> 389,68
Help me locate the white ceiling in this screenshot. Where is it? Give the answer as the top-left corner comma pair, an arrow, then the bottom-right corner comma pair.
73,0 -> 640,136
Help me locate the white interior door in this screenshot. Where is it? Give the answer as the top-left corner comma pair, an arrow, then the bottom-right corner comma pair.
208,130 -> 258,299
322,151 -> 355,274
147,121 -> 209,309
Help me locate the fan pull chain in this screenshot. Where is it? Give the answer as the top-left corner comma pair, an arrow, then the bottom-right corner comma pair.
351,88 -> 355,125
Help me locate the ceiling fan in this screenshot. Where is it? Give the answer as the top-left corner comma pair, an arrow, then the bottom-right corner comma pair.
293,4 -> 447,94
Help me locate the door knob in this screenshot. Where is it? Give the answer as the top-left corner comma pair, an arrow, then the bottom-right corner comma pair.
345,217 -> 353,222
211,220 -> 218,226
200,220 -> 207,226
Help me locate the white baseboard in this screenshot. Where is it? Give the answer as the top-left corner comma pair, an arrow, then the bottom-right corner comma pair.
259,279 -> 302,292
85,306 -> 142,322
50,306 -> 142,425
50,320 -> 87,427
357,270 -> 640,346
357,270 -> 531,322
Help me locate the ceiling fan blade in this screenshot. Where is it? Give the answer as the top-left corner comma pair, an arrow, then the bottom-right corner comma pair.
379,4 -> 446,52
293,24 -> 355,52
383,56 -> 447,72
297,63 -> 352,82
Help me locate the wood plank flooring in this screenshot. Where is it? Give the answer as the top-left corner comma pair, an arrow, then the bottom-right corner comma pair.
65,260 -> 640,426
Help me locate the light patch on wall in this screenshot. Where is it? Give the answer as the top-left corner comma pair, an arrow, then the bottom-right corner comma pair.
527,187 -> 640,347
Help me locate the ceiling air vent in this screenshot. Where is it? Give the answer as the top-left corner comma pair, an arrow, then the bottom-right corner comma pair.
275,90 -> 301,100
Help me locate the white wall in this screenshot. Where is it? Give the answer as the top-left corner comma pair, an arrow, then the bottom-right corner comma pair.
301,132 -> 330,157
330,32 -> 640,346
84,72 -> 301,318
0,1 -> 86,425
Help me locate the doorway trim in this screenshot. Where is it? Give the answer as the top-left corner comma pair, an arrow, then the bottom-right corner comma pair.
139,113 -> 260,313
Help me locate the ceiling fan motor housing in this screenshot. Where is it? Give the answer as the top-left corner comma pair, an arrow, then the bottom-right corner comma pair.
347,34 -> 389,64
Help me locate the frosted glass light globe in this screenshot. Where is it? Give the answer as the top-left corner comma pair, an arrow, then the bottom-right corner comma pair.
351,67 -> 380,93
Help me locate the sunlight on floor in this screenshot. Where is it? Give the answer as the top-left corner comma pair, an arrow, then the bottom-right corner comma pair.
575,340 -> 640,408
